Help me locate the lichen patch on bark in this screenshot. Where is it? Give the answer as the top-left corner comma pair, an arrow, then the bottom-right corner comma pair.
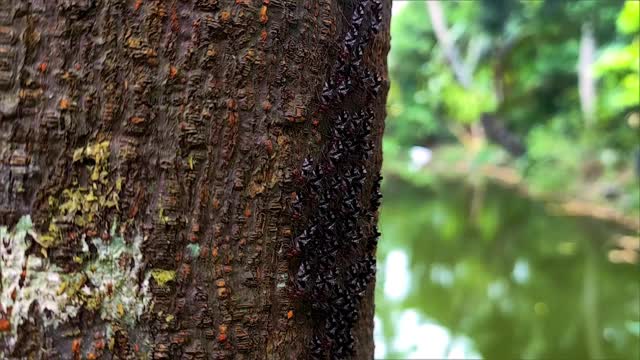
0,216 -> 151,354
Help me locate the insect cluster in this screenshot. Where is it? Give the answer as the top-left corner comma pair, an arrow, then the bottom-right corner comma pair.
288,1 -> 384,358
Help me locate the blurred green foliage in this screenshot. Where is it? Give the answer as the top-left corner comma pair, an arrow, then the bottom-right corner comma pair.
596,1 -> 640,118
385,0 -> 639,213
377,1 -> 640,359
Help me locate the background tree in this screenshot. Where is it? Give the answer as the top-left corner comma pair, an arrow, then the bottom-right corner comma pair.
0,1 -> 390,359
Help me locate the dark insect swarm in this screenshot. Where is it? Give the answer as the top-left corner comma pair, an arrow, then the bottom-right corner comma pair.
287,0 -> 384,358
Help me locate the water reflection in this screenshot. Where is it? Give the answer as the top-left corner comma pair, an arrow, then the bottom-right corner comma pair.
375,178 -> 639,359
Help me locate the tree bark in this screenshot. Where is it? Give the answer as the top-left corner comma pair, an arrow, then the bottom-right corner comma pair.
0,0 -> 389,359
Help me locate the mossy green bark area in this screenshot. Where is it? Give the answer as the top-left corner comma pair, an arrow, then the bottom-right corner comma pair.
149,269 -> 176,287
39,140 -> 120,249
0,0 -> 390,358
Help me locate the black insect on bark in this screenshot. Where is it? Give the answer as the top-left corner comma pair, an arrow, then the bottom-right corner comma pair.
287,1 -> 387,359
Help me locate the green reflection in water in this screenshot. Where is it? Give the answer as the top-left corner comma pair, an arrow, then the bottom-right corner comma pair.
375,178 -> 639,359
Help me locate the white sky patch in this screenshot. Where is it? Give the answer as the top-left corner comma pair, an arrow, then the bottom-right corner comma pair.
512,258 -> 530,284
392,0 -> 409,16
384,250 -> 411,301
409,146 -> 433,171
374,315 -> 387,359
393,309 -> 482,359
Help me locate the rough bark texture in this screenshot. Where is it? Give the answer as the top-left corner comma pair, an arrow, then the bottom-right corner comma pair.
0,0 -> 389,359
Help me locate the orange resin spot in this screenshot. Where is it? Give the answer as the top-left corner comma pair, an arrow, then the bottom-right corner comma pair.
72,339 -> 81,353
59,98 -> 70,110
0,318 -> 10,332
259,6 -> 268,24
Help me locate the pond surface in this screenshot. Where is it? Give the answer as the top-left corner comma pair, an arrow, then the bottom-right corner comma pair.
374,178 -> 639,359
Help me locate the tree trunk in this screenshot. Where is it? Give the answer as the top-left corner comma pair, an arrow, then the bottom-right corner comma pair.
0,0 -> 389,359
